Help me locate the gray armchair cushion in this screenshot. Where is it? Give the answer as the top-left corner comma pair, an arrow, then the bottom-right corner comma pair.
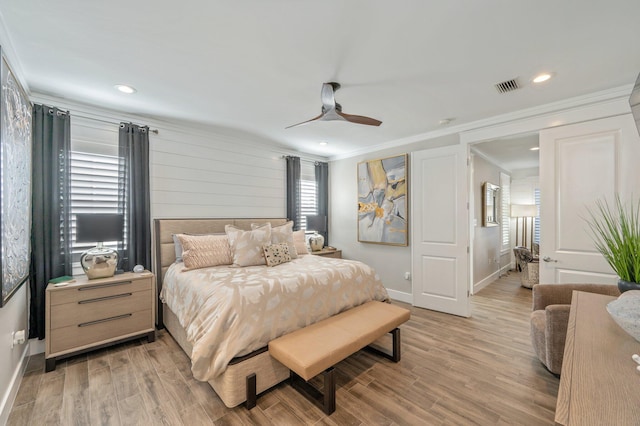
530,283 -> 620,375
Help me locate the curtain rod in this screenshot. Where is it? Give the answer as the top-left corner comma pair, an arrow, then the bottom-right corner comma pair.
70,112 -> 159,134
281,155 -> 327,164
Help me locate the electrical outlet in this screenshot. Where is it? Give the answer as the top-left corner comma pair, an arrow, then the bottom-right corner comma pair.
404,272 -> 411,280
11,330 -> 25,349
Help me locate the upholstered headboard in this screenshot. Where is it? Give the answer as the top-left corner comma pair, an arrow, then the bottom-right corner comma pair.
153,218 -> 289,326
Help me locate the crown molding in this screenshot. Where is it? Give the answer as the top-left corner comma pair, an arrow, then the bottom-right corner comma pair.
330,85 -> 633,161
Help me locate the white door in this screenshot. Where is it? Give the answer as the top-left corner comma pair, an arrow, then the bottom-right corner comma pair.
412,144 -> 470,317
539,114 -> 640,284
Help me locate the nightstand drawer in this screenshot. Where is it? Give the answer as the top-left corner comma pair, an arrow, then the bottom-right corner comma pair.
50,277 -> 151,306
50,289 -> 151,329
49,309 -> 152,354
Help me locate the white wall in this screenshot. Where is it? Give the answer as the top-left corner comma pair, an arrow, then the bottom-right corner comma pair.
0,285 -> 29,425
329,134 -> 458,301
471,154 -> 510,291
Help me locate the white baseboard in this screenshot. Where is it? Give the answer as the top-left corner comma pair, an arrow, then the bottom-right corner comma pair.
28,338 -> 44,356
0,343 -> 29,426
473,264 -> 511,294
386,288 -> 413,304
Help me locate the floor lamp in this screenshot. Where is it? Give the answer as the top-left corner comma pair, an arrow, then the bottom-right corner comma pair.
510,204 -> 537,251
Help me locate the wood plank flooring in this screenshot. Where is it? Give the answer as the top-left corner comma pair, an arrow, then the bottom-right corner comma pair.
8,272 -> 559,425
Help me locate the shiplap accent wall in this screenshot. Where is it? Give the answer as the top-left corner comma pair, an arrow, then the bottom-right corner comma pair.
32,93 -> 325,222
150,127 -> 286,218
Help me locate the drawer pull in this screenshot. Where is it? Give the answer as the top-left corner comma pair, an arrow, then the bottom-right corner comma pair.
78,293 -> 132,304
78,281 -> 132,291
78,313 -> 132,327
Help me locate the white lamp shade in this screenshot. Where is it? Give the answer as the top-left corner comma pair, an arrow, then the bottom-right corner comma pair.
511,204 -> 538,218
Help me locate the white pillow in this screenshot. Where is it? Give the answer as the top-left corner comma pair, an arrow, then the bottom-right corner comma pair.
293,230 -> 309,255
252,221 -> 297,258
225,223 -> 272,267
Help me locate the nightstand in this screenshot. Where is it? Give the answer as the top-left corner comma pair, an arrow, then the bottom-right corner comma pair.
311,248 -> 342,259
45,271 -> 156,372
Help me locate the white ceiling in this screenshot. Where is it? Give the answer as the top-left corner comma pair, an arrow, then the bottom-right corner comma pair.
473,134 -> 540,172
1,1 -> 640,158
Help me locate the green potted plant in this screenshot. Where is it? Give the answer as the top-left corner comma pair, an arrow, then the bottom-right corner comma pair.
586,195 -> 640,293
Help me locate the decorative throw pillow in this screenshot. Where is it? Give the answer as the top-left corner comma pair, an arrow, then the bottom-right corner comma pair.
173,232 -> 222,263
225,223 -> 272,267
263,243 -> 292,267
293,230 -> 309,255
252,221 -> 298,259
176,234 -> 232,270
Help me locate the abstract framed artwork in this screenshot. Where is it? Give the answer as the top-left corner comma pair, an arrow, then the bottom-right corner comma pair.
0,48 -> 32,307
357,153 -> 408,245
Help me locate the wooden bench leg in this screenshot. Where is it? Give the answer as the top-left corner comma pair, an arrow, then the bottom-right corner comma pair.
246,373 -> 257,410
323,368 -> 336,415
290,368 -> 336,415
365,328 -> 402,362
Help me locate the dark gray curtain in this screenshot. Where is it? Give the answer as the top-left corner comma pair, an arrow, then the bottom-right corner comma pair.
286,156 -> 301,230
118,123 -> 151,272
29,105 -> 72,339
315,161 -> 329,245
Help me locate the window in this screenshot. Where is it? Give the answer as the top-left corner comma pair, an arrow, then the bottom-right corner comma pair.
69,119 -> 121,273
500,172 -> 511,250
299,161 -> 317,231
70,151 -> 120,262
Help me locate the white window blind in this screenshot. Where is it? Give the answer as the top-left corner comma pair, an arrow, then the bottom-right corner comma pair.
70,151 -> 120,260
500,172 -> 511,250
298,161 -> 318,231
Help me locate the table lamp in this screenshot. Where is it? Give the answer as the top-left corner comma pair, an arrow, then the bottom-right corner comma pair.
305,215 -> 327,251
76,213 -> 124,279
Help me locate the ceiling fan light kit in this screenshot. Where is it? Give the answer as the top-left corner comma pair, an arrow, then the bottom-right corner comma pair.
286,82 -> 382,129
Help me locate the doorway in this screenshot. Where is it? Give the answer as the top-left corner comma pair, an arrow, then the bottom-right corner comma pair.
470,133 -> 540,293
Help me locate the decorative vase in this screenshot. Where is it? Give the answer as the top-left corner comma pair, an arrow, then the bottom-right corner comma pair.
606,290 -> 640,342
80,243 -> 118,279
617,279 -> 640,293
308,232 -> 325,252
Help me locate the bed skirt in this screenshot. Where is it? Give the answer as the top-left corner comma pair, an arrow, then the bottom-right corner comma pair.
163,304 -> 290,408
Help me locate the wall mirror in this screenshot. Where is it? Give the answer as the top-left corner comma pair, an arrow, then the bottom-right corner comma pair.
482,182 -> 500,227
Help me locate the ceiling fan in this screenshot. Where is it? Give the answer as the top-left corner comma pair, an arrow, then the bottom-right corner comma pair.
286,82 -> 382,129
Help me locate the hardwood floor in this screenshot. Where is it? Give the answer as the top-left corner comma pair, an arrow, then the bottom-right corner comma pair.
8,272 -> 558,425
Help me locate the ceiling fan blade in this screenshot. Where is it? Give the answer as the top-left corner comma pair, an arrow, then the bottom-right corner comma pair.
285,113 -> 324,129
336,111 -> 382,126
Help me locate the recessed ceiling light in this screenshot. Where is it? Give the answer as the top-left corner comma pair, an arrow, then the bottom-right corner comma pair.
114,84 -> 137,94
530,146 -> 540,151
532,73 -> 552,84
319,141 -> 328,146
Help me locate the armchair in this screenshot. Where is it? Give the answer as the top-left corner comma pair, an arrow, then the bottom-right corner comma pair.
513,246 -> 539,288
530,283 -> 620,375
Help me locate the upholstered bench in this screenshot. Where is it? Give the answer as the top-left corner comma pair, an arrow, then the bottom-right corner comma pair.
251,301 -> 410,414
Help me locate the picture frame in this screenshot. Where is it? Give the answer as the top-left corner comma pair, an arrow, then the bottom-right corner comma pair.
357,153 -> 408,246
0,47 -> 32,307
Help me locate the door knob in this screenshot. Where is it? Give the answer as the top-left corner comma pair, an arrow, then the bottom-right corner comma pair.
542,256 -> 557,263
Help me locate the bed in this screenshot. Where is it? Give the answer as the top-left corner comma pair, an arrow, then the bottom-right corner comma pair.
153,218 -> 389,408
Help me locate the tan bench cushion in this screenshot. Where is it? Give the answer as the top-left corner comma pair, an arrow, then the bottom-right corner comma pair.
268,301 -> 410,381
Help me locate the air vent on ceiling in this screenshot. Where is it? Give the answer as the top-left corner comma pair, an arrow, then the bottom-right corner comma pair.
494,78 -> 520,94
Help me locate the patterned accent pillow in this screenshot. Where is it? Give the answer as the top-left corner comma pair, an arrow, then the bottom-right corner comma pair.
252,221 -> 298,259
176,234 -> 232,271
263,243 -> 292,267
225,223 -> 272,267
293,230 -> 309,255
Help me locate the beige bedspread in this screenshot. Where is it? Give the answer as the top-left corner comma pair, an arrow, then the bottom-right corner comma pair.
160,255 -> 389,381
